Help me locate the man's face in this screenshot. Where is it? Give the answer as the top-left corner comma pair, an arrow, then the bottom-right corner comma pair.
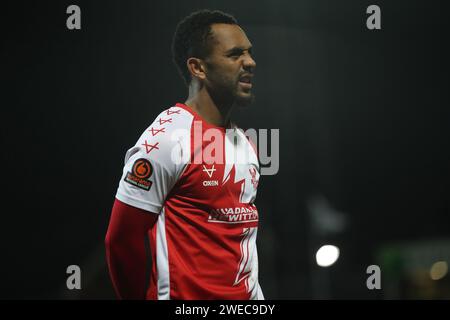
203,23 -> 256,107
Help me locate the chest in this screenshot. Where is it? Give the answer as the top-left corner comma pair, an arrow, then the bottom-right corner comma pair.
181,130 -> 260,206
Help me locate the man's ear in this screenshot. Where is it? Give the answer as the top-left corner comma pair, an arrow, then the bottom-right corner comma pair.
187,57 -> 206,81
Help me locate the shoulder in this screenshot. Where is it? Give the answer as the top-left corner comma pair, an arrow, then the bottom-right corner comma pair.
124,105 -> 194,167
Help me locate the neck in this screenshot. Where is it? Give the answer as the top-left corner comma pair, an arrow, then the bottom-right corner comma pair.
185,82 -> 234,127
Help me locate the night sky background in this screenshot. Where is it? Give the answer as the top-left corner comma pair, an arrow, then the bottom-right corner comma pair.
2,0 -> 449,299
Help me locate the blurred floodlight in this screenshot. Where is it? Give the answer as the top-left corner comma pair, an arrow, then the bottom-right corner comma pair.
430,261 -> 448,280
316,245 -> 340,267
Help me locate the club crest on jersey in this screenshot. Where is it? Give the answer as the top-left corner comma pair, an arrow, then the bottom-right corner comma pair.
249,167 -> 259,190
124,158 -> 153,191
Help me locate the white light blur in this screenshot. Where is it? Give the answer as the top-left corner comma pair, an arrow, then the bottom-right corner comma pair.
316,245 -> 340,267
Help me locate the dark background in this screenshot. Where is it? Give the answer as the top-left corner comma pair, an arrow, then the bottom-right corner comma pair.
2,0 -> 449,299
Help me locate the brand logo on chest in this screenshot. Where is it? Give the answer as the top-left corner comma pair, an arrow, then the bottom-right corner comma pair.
202,164 -> 219,187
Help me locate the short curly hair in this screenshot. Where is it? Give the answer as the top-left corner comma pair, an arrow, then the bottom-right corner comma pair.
172,10 -> 238,85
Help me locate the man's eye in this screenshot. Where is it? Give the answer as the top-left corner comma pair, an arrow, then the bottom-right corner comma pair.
228,52 -> 241,58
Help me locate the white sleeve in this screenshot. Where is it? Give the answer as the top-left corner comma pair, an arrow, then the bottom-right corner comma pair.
115,108 -> 191,214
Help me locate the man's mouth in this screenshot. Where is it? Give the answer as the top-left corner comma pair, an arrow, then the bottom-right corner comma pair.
239,74 -> 253,89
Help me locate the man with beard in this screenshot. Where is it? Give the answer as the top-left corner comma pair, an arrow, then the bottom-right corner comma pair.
105,9 -> 263,300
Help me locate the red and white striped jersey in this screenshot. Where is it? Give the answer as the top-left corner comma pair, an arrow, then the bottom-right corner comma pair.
116,103 -> 264,300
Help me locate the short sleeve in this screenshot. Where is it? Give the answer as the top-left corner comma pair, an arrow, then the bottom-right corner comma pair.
115,107 -> 192,213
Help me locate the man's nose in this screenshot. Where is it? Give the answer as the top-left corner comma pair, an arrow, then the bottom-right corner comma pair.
243,55 -> 256,71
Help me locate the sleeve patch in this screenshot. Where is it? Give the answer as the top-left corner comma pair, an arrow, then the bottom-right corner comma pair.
124,158 -> 153,191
